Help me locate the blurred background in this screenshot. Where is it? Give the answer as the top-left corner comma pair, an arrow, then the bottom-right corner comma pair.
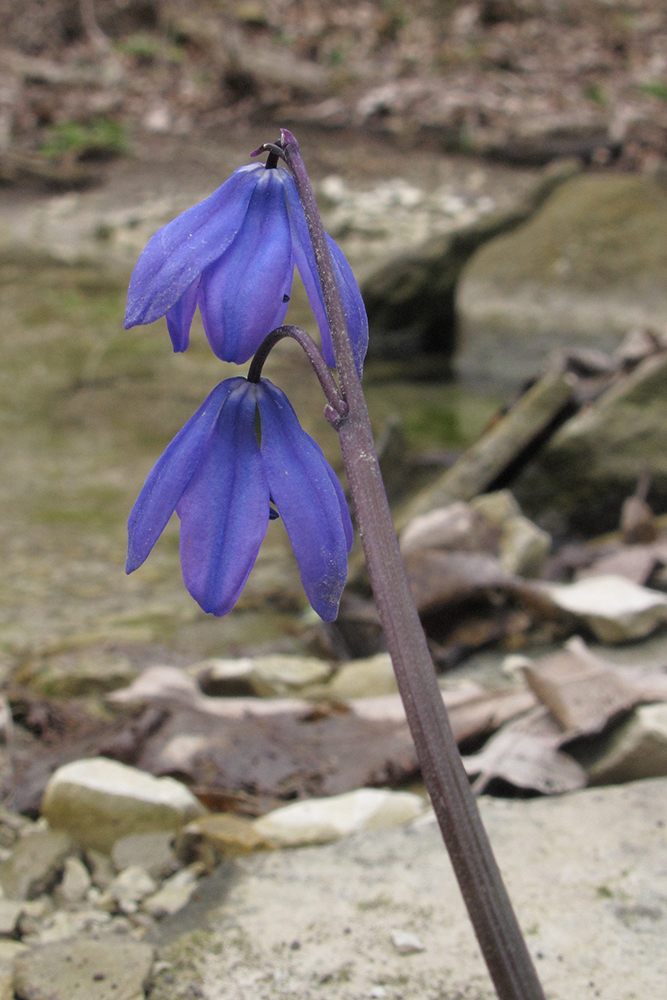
2,0 -> 667,686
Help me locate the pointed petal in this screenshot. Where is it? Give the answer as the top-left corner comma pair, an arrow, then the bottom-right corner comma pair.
177,382 -> 269,616
198,169 -> 294,363
327,233 -> 369,377
256,379 -> 350,621
165,276 -> 200,352
124,163 -> 263,328
126,378 -> 238,573
284,172 -> 369,375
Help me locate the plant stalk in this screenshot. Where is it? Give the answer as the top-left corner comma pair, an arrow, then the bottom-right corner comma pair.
279,127 -> 546,1000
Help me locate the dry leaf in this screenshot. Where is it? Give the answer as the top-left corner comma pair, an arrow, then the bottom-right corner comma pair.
462,707 -> 587,796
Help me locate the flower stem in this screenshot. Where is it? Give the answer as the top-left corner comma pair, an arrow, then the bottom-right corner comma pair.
278,127 -> 546,1000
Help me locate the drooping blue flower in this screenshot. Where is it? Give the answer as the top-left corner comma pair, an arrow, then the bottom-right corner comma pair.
123,162 -> 368,374
126,376 -> 353,621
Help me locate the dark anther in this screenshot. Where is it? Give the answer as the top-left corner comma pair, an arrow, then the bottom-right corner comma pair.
282,293 -> 290,303
250,141 -> 287,170
269,506 -> 280,520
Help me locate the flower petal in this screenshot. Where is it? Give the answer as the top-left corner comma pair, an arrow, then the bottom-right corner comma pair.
124,163 -> 263,328
126,379 -> 238,573
197,169 -> 294,363
165,276 -> 200,353
177,381 -> 269,616
284,172 -> 368,375
256,379 -> 351,621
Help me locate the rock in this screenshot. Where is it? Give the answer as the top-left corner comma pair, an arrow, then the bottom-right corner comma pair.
325,654 -> 398,700
142,867 -> 201,919
546,575 -> 667,643
252,788 -> 425,848
41,758 -> 206,853
457,173 -> 667,389
148,778 -> 667,1000
26,908 -> 112,945
194,655 -> 332,698
390,929 -> 426,954
498,514 -> 551,578
0,899 -> 23,935
588,703 -> 667,785
399,501 -> 500,556
19,651 -> 138,698
54,857 -> 91,905
175,813 -> 273,869
107,865 -> 157,915
360,159 -> 579,365
0,941 -> 27,1000
470,489 -> 522,526
85,850 -> 115,891
111,832 -> 177,881
13,938 -> 154,1000
0,830 -> 74,901
514,352 -> 667,536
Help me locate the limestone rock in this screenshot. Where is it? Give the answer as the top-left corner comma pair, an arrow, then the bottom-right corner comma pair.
546,575 -> 667,643
457,172 -> 667,389
194,655 -> 332,698
514,352 -> 667,535
175,813 -> 273,869
326,654 -> 398,700
390,929 -> 426,954
13,938 -> 154,1000
0,830 -> 74,901
0,941 -> 27,1000
107,865 -> 157,914
498,514 -> 551,578
253,788 -> 425,847
111,831 -> 177,881
149,778 -> 667,1000
142,867 -> 201,919
0,899 -> 23,936
41,758 -> 206,853
54,857 -> 91,904
588,703 -> 667,785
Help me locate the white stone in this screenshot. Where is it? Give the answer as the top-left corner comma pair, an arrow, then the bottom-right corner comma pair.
327,654 -> 397,700
499,515 -> 551,578
41,758 -> 206,852
253,789 -> 425,848
390,929 -> 426,954
399,502 -> 479,556
142,873 -> 199,918
56,857 -> 91,904
108,866 -> 157,914
195,655 -> 331,697
0,900 -> 22,936
588,703 -> 667,784
546,575 -> 667,642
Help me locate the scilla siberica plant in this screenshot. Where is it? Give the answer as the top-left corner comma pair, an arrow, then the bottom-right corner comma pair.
124,130 -> 546,1000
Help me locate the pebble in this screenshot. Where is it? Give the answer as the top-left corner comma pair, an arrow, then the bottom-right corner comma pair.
107,865 -> 157,914
326,654 -> 398,700
13,938 -> 154,1000
55,856 -> 91,904
142,874 -> 198,918
0,900 -> 23,936
390,929 -> 427,954
588,703 -> 667,784
111,831 -> 177,880
0,830 -> 74,901
253,788 -> 425,848
194,654 -> 332,697
176,812 -> 274,868
41,757 -> 206,852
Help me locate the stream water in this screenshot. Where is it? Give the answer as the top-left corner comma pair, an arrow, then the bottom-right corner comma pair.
0,132 -> 530,674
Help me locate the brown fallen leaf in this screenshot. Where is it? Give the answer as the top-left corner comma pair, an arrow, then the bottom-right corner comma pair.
462,707 -> 587,796
576,545 -> 659,585
523,636 -> 637,734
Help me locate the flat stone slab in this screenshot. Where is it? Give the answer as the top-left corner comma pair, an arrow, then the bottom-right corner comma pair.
13,938 -> 154,1000
150,777 -> 667,1000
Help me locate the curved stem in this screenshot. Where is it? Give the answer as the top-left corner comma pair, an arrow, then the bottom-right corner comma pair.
247,324 -> 348,420
278,127 -> 546,1000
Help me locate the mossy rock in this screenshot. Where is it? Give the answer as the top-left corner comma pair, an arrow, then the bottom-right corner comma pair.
513,353 -> 667,535
457,172 -> 667,388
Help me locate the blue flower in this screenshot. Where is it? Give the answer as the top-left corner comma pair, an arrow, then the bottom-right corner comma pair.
123,163 -> 368,374
126,376 -> 353,621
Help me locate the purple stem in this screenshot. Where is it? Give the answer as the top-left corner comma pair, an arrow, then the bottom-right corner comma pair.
278,127 -> 546,1000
